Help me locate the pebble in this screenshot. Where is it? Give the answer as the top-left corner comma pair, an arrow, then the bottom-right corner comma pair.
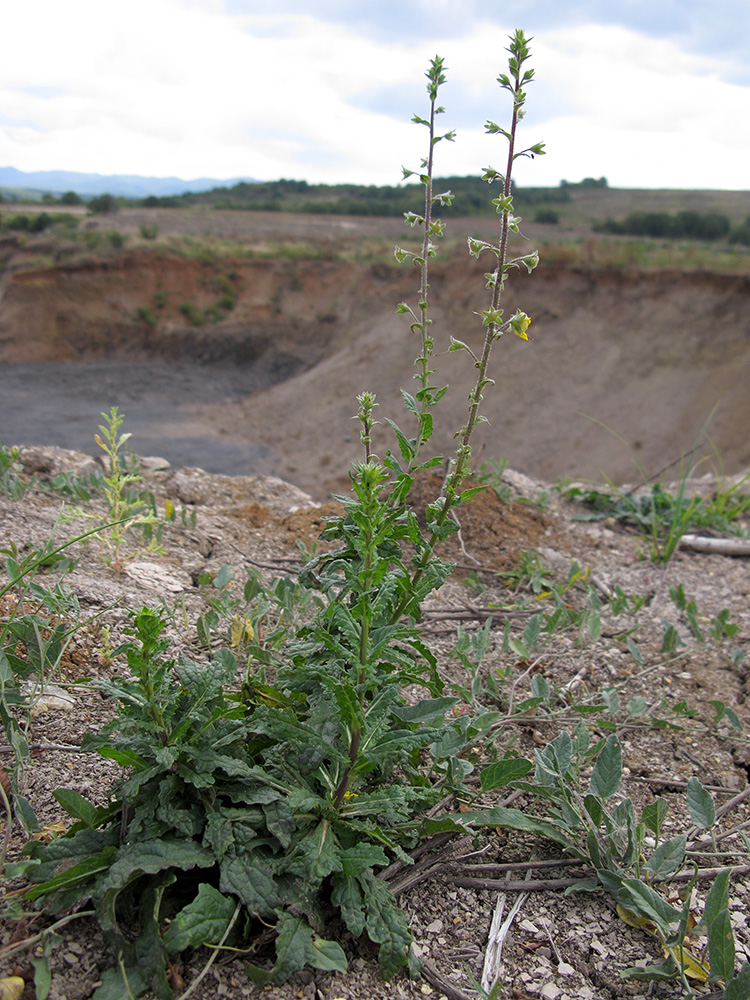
540,983 -> 561,1000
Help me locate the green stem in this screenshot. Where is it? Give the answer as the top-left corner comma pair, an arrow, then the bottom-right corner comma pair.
392,51 -> 528,622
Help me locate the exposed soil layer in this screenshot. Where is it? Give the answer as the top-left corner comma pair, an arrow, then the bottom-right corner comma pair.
1,214 -> 749,501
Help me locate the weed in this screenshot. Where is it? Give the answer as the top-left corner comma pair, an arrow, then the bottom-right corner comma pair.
106,230 -> 126,250
0,443 -> 31,499
65,408 -> 164,568
567,412 -> 750,561
135,306 -> 158,327
19,36 -> 545,992
139,222 -> 159,240
179,301 -> 205,326
462,732 -> 750,997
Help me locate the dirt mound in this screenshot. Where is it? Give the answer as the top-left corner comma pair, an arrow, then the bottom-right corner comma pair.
1,244 -> 749,500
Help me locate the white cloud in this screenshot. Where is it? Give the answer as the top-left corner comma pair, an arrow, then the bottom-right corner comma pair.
1,2 -> 748,189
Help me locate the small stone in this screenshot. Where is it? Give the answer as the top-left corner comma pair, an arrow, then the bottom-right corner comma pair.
520,919 -> 540,934
140,455 -> 171,471
540,983 -> 561,1000
125,561 -> 192,593
557,963 -> 576,976
425,919 -> 443,934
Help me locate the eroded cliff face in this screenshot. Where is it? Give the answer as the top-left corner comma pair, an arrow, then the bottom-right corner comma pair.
2,249 -> 749,496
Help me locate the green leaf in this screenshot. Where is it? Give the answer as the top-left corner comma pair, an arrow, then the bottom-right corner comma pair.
248,913 -> 348,985
686,776 -> 716,830
162,883 -> 237,953
626,695 -> 648,717
363,875 -> 412,977
708,908 -> 735,984
287,822 -> 341,882
220,852 -> 281,918
53,789 -> 100,829
92,962 -> 149,1000
642,797 -> 669,838
643,835 -> 686,877
213,563 -> 232,589
392,697 -> 457,724
588,735 -> 621,799
703,868 -> 735,984
626,636 -> 644,664
465,806 -> 582,857
724,962 -> 750,1000
31,955 -> 52,1000
597,872 -> 680,938
95,746 -> 148,769
704,868 -> 731,928
383,418 -> 416,463
25,846 -> 118,901
621,957 -> 678,981
331,873 -> 366,937
12,793 -> 39,835
480,757 -> 533,792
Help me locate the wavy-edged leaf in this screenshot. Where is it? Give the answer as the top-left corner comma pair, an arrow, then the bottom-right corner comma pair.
220,852 -> 280,918
248,913 -> 348,985
162,883 -> 236,953
362,875 -> 412,977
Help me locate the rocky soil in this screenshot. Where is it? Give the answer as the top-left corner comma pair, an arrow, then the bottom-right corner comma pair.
1,444 -> 749,1000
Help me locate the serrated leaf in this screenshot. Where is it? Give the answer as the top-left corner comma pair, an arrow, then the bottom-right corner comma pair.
480,757 -> 533,792
686,776 -> 716,830
588,735 -> 622,799
643,835 -> 686,877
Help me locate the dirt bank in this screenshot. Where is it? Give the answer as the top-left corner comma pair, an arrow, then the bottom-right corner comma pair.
1,244 -> 749,499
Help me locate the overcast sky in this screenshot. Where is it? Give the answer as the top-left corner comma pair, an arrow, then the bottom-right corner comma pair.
2,0 -> 749,190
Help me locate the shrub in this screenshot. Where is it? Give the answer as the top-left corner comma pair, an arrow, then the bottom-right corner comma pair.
89,193 -> 118,214
535,208 -> 559,224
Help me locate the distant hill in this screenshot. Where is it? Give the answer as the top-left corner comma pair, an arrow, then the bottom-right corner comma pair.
0,166 -> 256,199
